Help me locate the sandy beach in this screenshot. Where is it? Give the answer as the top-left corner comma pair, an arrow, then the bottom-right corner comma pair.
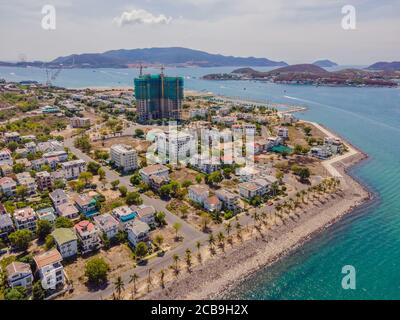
143,148 -> 371,300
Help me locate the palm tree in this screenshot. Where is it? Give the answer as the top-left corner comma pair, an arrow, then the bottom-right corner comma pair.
129,273 -> 139,295
171,254 -> 180,275
196,241 -> 202,263
217,231 -> 225,251
208,233 -> 215,248
147,268 -> 153,292
185,248 -> 192,270
224,222 -> 232,235
114,276 -> 125,300
159,269 -> 166,289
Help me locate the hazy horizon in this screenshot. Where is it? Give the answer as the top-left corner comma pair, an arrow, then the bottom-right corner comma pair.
0,0 -> 398,65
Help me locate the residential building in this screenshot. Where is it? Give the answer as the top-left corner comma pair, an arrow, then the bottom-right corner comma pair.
4,132 -> 21,143
126,220 -> 150,247
14,207 -> 37,232
238,178 -> 270,199
215,189 -> 240,212
276,127 -> 289,139
50,189 -> 69,207
43,150 -> 68,162
6,262 -> 33,290
188,185 -> 209,204
156,130 -> 193,163
149,174 -> 170,190
37,140 -> 64,153
15,158 -> 32,170
56,202 -> 79,220
190,154 -> 221,174
139,164 -> 169,185
189,108 -> 208,119
93,213 -> 119,240
36,171 -> 52,191
110,144 -> 138,172
74,220 -> 101,254
235,166 -> 261,182
204,195 -> 222,213
70,117 -> 90,128
34,249 -> 65,290
0,148 -> 13,166
51,228 -> 78,259
132,205 -> 156,228
134,73 -> 183,123
0,177 -> 17,197
15,148 -> 28,158
24,141 -> 37,154
31,158 -> 46,171
36,207 -> 56,223
73,193 -> 98,217
0,164 -> 13,177
310,146 -> 331,159
112,205 -> 137,224
0,214 -> 14,239
16,172 -> 37,195
61,160 -> 86,180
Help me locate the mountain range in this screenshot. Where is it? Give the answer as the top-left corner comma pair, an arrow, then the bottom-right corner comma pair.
0,47 -> 288,68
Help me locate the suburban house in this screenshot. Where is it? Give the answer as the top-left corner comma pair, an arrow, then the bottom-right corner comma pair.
31,158 -> 46,171
310,146 -> 331,159
36,207 -> 56,223
73,193 -> 98,217
14,207 -> 37,232
112,205 -> 137,225
0,164 -> 13,177
36,171 -> 53,191
215,188 -> 240,212
110,144 -> 138,172
190,154 -> 221,174
126,220 -> 150,247
70,117 -> 90,128
0,214 -> 14,239
204,195 -> 222,213
276,127 -> 289,139
16,172 -> 37,195
56,202 -> 80,220
25,141 -> 37,154
0,177 -> 17,197
93,213 -> 119,240
139,164 -> 170,185
61,160 -> 86,180
0,148 -> 13,166
238,178 -> 271,200
132,205 -> 156,228
235,166 -> 261,182
51,228 -> 78,259
6,262 -> 33,290
4,131 -> 21,143
74,220 -> 101,254
43,150 -> 68,163
188,185 -> 209,205
149,174 -> 170,190
33,249 -> 65,290
50,189 -> 69,208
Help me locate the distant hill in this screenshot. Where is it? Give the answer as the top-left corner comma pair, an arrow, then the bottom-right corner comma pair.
49,47 -> 288,68
367,61 -> 400,71
312,60 -> 338,67
265,64 -> 329,75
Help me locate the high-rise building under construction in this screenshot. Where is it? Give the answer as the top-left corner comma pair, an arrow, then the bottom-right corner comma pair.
134,71 -> 184,123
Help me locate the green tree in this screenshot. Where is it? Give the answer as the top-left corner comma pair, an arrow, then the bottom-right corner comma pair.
13,163 -> 25,174
79,171 -> 93,185
84,257 -> 110,285
5,286 -> 27,300
16,185 -> 28,199
134,128 -> 144,138
172,222 -> 182,240
32,282 -> 45,300
55,216 -> 73,228
155,211 -> 166,226
119,185 -> 128,197
135,242 -> 148,261
125,192 -> 142,205
36,219 -> 53,241
111,180 -> 120,190
87,162 -> 101,175
130,173 -> 141,186
98,167 -> 106,181
195,174 -> 203,184
8,229 -> 33,251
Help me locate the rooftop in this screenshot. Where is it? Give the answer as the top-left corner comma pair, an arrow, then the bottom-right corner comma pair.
34,249 -> 63,269
52,228 -> 77,245
6,261 -> 31,276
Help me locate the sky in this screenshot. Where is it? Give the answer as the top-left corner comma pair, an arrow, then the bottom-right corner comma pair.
0,0 -> 398,65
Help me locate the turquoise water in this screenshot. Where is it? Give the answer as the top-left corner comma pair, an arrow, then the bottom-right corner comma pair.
1,66 -> 400,299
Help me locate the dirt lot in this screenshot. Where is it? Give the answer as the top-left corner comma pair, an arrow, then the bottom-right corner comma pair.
92,136 -> 151,154
62,245 -> 135,298
170,167 -> 200,184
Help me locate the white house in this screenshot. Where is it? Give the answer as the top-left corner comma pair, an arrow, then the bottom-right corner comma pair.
93,213 -> 119,240
0,177 -> 17,197
139,164 -> 169,185
34,249 -> 65,290
14,207 -> 37,232
61,160 -> 86,180
126,220 -> 150,247
51,228 -> 78,259
74,220 -> 101,254
188,185 -> 209,205
156,130 -> 194,163
6,262 -> 33,290
132,205 -> 156,228
110,144 -> 138,172
0,148 -> 13,166
16,172 -> 37,195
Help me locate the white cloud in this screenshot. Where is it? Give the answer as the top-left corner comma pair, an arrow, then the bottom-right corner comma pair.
113,9 -> 172,27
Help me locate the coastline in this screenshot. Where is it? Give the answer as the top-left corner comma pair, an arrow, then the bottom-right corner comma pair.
143,139 -> 371,300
